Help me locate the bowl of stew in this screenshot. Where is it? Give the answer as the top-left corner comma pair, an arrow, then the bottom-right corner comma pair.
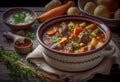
37,15 -> 115,72
2,7 -> 37,30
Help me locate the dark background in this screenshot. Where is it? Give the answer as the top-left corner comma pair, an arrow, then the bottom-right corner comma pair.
0,0 -> 50,7
0,0 -> 78,7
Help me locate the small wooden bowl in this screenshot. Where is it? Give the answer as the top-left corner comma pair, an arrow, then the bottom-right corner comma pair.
14,38 -> 33,55
3,32 -> 33,55
2,7 -> 37,30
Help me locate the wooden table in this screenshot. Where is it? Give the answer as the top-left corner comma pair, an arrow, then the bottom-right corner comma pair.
0,7 -> 120,82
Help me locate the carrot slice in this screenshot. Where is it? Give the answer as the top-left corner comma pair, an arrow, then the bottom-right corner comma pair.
65,50 -> 71,53
44,40 -> 51,45
59,37 -> 68,45
46,29 -> 57,36
79,48 -> 85,53
69,33 -> 77,39
74,28 -> 83,35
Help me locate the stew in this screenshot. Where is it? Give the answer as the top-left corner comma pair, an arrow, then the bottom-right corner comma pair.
43,20 -> 106,54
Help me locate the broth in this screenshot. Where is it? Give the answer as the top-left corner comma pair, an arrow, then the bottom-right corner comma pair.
42,20 -> 106,54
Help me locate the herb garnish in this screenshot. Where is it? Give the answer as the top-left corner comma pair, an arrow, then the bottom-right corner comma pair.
32,21 -> 40,29
13,12 -> 26,24
26,32 -> 34,40
0,46 -> 65,82
50,37 -> 61,43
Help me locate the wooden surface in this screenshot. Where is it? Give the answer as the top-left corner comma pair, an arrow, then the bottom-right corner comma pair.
0,7 -> 120,82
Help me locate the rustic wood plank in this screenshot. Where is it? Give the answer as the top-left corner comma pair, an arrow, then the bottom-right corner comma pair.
0,7 -> 45,12
0,7 -> 120,82
0,7 -> 43,81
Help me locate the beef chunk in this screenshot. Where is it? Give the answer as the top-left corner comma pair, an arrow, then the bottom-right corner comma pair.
79,33 -> 91,44
59,24 -> 68,36
51,43 -> 62,50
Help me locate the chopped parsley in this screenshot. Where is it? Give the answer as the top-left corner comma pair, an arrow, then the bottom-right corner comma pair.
50,37 -> 61,43
26,32 -> 34,40
13,12 -> 27,23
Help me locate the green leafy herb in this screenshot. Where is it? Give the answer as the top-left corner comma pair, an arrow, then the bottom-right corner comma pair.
88,32 -> 95,37
50,37 -> 61,43
32,21 -> 39,29
97,29 -> 103,34
0,46 -> 65,82
26,32 -> 34,40
13,12 -> 26,24
61,22 -> 66,25
73,42 -> 79,48
74,50 -> 79,54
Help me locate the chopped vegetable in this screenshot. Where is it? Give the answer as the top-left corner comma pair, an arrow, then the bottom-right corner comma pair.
90,38 -> 99,48
79,48 -> 85,53
69,33 -> 77,39
74,28 -> 83,35
59,37 -> 68,45
44,40 -> 51,45
80,22 -> 86,28
65,50 -> 71,53
46,29 -> 57,36
86,24 -> 96,30
74,50 -> 79,53
68,21 -> 75,27
88,32 -> 95,37
50,37 -> 61,43
97,29 -> 103,34
73,42 -> 79,48
43,21 -> 106,54
80,43 -> 85,47
61,22 -> 66,25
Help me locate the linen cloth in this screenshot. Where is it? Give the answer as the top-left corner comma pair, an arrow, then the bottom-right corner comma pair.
26,40 -> 120,82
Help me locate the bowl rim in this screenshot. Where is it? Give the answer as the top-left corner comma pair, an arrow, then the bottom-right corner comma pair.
2,7 -> 37,27
78,0 -> 120,21
37,15 -> 111,57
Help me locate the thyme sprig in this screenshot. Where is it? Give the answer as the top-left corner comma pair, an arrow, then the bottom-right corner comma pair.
0,46 -> 65,82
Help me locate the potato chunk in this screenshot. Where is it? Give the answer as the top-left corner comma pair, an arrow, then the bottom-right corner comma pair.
94,5 -> 110,18
84,2 -> 97,14
114,8 -> 120,19
90,38 -> 99,48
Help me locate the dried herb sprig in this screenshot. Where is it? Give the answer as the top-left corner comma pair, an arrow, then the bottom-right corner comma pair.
0,46 -> 65,82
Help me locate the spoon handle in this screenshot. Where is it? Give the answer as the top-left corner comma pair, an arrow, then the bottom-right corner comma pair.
3,32 -> 24,41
